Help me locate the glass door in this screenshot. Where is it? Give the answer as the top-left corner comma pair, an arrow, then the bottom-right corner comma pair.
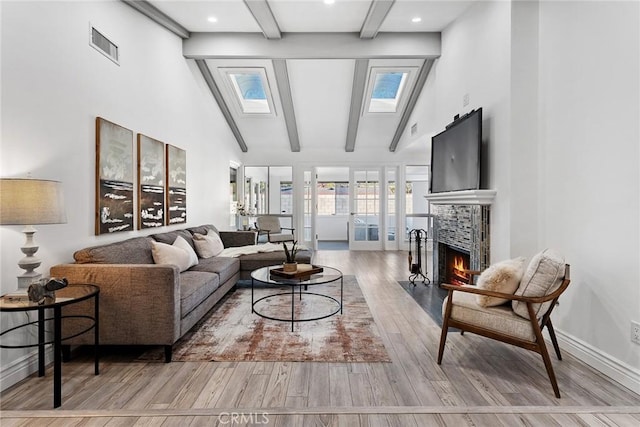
349,168 -> 382,250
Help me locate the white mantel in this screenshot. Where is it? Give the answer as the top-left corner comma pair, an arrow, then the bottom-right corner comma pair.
425,189 -> 497,205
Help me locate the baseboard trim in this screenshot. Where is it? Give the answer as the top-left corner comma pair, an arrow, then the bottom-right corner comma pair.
0,346 -> 53,392
555,328 -> 640,395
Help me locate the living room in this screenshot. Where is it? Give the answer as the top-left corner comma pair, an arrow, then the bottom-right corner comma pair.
1,0 -> 638,423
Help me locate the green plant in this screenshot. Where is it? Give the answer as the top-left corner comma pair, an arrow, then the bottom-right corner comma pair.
283,241 -> 298,263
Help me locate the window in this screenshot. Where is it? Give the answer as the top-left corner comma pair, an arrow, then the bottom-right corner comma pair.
280,181 -> 292,214
368,69 -> 409,113
317,182 -> 349,215
223,68 -> 273,114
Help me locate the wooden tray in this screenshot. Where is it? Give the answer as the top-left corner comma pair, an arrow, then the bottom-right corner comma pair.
270,264 -> 324,279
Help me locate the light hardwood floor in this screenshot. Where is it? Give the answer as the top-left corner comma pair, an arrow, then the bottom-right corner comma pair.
2,250 -> 639,426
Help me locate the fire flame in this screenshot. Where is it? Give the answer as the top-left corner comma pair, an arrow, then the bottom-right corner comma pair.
453,256 -> 466,273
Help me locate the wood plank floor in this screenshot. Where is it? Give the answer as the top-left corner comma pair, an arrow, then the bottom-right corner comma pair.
2,250 -> 639,426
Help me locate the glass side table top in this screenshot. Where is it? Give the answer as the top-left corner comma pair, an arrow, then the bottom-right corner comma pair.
0,284 -> 99,311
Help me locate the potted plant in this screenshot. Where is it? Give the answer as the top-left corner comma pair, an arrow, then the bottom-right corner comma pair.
282,241 -> 298,272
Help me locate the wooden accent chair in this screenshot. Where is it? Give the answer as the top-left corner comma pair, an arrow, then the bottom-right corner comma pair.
255,216 -> 295,243
437,249 -> 571,398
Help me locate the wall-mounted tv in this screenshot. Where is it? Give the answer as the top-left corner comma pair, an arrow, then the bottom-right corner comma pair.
430,108 -> 482,194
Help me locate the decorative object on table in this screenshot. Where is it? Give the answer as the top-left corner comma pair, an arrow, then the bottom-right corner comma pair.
137,134 -> 165,229
27,277 -> 68,304
282,240 -> 298,272
166,144 -> 186,225
235,203 -> 254,230
408,228 -> 430,285
96,117 -> 134,235
0,178 -> 67,288
270,264 -> 324,279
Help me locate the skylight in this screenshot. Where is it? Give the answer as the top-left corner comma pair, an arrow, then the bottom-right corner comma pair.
227,70 -> 271,114
368,70 -> 408,113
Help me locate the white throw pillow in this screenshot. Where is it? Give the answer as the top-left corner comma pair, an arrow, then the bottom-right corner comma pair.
151,240 -> 192,272
476,257 -> 526,307
192,230 -> 224,258
173,235 -> 199,268
512,249 -> 565,319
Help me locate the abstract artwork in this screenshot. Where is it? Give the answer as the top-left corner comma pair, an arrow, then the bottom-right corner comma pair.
137,134 -> 165,229
166,144 -> 187,225
95,117 -> 134,235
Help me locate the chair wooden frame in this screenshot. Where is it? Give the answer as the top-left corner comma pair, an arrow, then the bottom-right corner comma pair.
437,264 -> 571,398
255,216 -> 295,243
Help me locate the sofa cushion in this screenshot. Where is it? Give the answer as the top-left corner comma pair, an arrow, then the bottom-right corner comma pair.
173,236 -> 199,269
151,240 -> 193,272
179,271 -> 219,317
444,289 -> 536,342
193,231 -> 224,258
187,224 -> 218,236
74,237 -> 155,264
189,256 -> 240,284
151,229 -> 196,250
476,257 -> 526,307
512,249 -> 565,319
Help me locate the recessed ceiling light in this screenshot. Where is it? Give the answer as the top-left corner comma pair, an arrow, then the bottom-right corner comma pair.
207,16 -> 218,23
324,0 -> 335,5
411,17 -> 422,23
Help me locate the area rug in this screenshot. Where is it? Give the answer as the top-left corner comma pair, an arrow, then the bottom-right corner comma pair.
397,281 -> 449,327
139,275 -> 391,363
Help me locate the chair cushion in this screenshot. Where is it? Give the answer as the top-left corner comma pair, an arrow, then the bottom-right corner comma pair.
444,289 -> 536,342
512,249 -> 565,319
476,257 -> 526,307
192,230 -> 224,258
257,216 -> 282,233
266,233 -> 295,243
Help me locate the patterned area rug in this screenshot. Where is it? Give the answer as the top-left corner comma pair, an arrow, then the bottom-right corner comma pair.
139,275 -> 391,362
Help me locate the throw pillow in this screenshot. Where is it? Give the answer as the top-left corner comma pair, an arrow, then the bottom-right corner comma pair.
192,230 -> 224,258
151,240 -> 192,272
512,249 -> 565,319
173,235 -> 199,268
476,257 -> 526,307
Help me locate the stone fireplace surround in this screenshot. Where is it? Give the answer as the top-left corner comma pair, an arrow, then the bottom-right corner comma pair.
425,190 -> 496,285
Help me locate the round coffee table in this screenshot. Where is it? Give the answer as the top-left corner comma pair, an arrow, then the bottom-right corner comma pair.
250,265 -> 343,331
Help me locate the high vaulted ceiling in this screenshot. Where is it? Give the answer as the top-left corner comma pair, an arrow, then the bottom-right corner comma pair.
124,0 -> 476,154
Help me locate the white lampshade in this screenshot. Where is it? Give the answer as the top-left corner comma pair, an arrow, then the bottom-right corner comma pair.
0,178 -> 67,225
0,178 -> 67,289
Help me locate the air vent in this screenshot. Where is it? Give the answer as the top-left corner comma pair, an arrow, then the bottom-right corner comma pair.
411,123 -> 418,136
90,25 -> 119,65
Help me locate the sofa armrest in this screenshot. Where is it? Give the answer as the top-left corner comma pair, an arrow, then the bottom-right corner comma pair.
219,230 -> 257,248
50,264 -> 181,346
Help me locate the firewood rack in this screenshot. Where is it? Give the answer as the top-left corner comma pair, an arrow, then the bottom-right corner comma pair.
408,228 -> 430,285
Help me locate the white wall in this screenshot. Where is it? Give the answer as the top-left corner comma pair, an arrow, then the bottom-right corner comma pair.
537,0 -> 640,389
405,0 -> 513,261
0,0 -> 241,388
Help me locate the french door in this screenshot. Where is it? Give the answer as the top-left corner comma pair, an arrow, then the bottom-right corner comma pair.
349,168 -> 383,250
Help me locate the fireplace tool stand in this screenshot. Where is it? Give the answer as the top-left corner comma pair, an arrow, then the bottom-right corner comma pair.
408,228 -> 430,285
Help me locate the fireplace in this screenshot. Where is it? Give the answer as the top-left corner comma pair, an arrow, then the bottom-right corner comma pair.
430,202 -> 492,285
444,245 -> 471,286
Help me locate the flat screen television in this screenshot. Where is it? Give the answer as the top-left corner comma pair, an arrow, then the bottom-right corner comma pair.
430,108 -> 482,193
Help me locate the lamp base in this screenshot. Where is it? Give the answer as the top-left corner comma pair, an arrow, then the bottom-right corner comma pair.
18,272 -> 42,289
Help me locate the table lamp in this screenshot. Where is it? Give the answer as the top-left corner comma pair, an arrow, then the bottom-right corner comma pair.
0,178 -> 67,288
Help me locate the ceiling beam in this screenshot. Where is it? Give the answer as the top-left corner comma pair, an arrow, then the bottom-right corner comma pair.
184,32 -> 440,60
360,0 -> 396,39
195,60 -> 248,153
388,58 -> 435,152
272,60 -> 300,152
121,0 -> 190,39
345,59 -> 369,153
243,0 -> 282,39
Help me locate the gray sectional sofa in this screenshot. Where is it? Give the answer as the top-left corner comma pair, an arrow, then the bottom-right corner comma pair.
51,224 -> 312,361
